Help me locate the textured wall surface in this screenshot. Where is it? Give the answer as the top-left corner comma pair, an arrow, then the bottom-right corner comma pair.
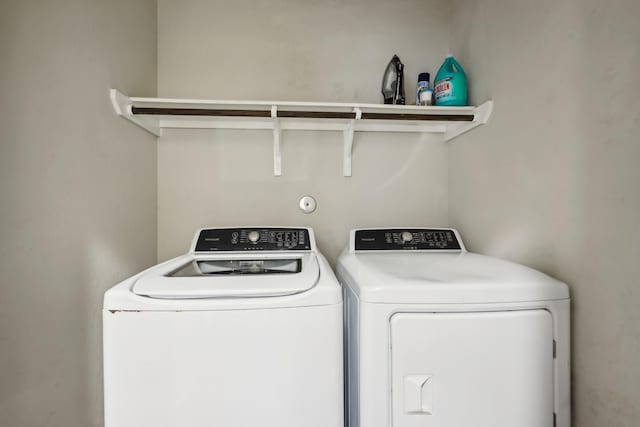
0,1 -> 157,425
449,1 -> 640,426
157,0 -> 452,262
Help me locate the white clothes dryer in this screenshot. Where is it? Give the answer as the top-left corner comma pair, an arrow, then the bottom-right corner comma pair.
337,228 -> 570,427
103,227 -> 343,427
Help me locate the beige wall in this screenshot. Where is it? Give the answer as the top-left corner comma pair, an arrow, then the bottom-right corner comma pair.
3,1 -> 638,426
157,0 -> 451,262
449,0 -> 640,426
0,1 -> 157,426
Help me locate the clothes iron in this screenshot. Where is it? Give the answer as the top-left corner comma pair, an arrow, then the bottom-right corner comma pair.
381,55 -> 405,105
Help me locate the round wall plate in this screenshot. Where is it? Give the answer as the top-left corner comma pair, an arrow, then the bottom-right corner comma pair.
299,195 -> 317,214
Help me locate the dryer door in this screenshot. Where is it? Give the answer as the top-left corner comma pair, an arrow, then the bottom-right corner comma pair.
390,310 -> 554,427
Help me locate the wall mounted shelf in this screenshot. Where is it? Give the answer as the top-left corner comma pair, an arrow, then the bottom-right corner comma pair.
110,89 -> 492,177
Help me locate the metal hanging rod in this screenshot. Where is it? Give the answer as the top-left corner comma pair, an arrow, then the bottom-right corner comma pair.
130,106 -> 475,122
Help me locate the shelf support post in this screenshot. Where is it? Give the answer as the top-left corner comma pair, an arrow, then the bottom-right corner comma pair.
271,105 -> 281,176
343,107 -> 362,177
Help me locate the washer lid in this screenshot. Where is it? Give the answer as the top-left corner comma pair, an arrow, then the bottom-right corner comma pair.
337,251 -> 569,304
132,253 -> 320,299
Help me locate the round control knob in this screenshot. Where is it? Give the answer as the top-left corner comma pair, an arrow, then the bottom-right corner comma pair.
401,231 -> 413,242
248,231 -> 260,243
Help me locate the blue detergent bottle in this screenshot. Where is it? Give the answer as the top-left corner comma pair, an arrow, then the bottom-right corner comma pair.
434,55 -> 468,106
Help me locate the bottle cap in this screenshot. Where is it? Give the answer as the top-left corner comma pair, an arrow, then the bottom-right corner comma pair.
418,72 -> 430,82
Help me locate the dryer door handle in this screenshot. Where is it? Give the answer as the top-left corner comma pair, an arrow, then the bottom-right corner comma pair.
404,374 -> 433,414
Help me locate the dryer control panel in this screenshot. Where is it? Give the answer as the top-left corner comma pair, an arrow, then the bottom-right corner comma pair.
354,228 -> 461,251
194,228 -> 311,252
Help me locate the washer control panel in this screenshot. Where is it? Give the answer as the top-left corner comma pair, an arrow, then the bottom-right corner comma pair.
194,228 -> 311,252
354,228 -> 461,251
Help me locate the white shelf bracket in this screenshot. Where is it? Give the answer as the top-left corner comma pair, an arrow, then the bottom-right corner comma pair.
343,107 -> 362,177
271,105 -> 282,176
109,89 -> 161,136
444,100 -> 493,142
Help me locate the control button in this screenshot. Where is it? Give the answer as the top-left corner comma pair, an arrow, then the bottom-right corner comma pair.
248,231 -> 260,243
401,231 -> 413,242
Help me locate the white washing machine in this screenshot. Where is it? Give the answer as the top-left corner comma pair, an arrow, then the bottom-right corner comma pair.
337,228 -> 570,427
103,227 -> 343,427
